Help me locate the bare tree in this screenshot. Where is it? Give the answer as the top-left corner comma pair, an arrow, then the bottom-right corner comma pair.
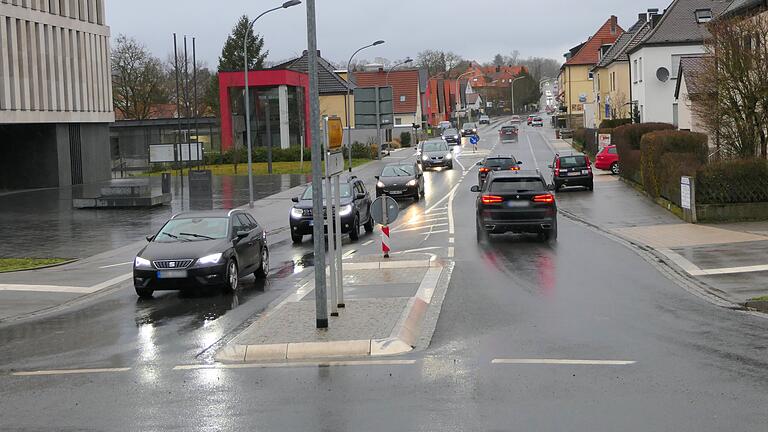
164,54 -> 215,117
520,57 -> 562,81
492,54 -> 505,66
692,14 -> 768,159
111,35 -> 167,120
416,49 -> 464,77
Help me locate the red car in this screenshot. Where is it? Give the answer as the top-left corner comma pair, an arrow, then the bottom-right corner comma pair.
595,145 -> 619,175
527,116 -> 534,125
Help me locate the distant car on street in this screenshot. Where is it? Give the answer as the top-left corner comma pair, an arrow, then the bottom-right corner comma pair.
438,121 -> 453,131
461,122 -> 478,137
471,170 -> 557,242
550,153 -> 594,191
532,117 -> 544,127
418,139 -> 454,170
476,155 -> 523,187
479,115 -> 491,125
499,125 -> 519,143
289,176 -> 374,244
441,128 -> 461,146
595,145 -> 619,175
527,115 -> 534,125
510,115 -> 521,123
376,162 -> 424,201
133,210 -> 269,298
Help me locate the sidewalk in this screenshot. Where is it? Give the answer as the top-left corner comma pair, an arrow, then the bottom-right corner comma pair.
546,133 -> 768,310
215,254 -> 454,362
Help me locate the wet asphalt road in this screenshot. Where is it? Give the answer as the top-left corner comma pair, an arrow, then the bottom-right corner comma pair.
1,121 -> 767,431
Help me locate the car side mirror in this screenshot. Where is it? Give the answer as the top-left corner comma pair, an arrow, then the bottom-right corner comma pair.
146,235 -> 154,242
470,186 -> 480,193
291,197 -> 299,203
375,176 -> 380,180
236,231 -> 250,240
356,193 -> 366,200
476,161 -> 483,166
518,161 -> 523,165
547,184 -> 556,191
547,164 -> 554,169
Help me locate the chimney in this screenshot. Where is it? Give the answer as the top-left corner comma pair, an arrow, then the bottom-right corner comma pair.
638,12 -> 647,22
651,13 -> 663,29
610,15 -> 618,34
378,67 -> 384,73
496,65 -> 501,73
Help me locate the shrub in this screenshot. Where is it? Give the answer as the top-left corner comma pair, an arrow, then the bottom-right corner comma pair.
400,131 -> 412,147
697,159 -> 768,204
599,118 -> 632,129
614,122 -> 676,182
640,130 -> 709,198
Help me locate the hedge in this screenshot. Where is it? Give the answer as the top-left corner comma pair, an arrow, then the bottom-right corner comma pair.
614,123 -> 676,182
599,118 -> 632,129
640,130 -> 708,200
697,159 -> 768,204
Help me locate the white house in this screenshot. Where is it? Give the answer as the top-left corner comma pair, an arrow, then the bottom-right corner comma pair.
674,55 -> 708,133
627,0 -> 730,124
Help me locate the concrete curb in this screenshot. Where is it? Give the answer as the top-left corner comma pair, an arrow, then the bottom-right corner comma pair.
745,300 -> 768,313
0,258 -> 78,274
215,260 -> 452,363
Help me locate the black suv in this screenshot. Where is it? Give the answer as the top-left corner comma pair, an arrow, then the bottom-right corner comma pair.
471,170 -> 557,242
441,128 -> 461,145
289,176 -> 374,243
550,153 -> 594,191
461,122 -> 478,137
476,155 -> 523,187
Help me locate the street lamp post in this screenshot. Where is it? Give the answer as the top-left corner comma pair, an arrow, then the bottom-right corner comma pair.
454,70 -> 474,126
243,0 -> 301,209
385,57 -> 413,85
344,40 -> 385,172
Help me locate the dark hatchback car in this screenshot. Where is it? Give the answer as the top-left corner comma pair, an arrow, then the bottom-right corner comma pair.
499,125 -> 519,142
133,210 -> 268,298
441,128 -> 461,145
550,153 -> 594,191
477,155 -> 523,187
418,139 -> 454,170
461,122 -> 478,137
471,170 -> 557,242
289,176 -> 374,244
376,162 -> 424,201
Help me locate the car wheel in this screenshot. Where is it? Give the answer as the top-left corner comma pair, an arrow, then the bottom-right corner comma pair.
447,163 -> 453,170
349,215 -> 360,241
135,286 -> 154,299
610,162 -> 620,175
364,215 -> 374,233
223,259 -> 239,293
476,220 -> 488,243
588,182 -> 594,191
254,247 -> 269,279
291,233 -> 303,244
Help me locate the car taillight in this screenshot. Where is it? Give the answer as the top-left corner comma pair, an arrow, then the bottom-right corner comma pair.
585,156 -> 593,172
533,194 -> 555,203
510,167 -> 520,171
479,167 -> 490,173
554,158 -> 561,176
481,195 -> 503,204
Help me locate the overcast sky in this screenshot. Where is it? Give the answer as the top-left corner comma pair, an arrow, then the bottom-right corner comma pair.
106,0 -> 648,68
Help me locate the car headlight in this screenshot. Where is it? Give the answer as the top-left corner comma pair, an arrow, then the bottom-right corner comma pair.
422,154 -> 429,161
290,207 -> 304,219
407,179 -> 417,186
473,129 -> 477,133
454,135 -> 459,139
377,181 -> 385,188
197,253 -> 223,265
339,204 -> 353,216
445,152 -> 452,160
134,256 -> 152,269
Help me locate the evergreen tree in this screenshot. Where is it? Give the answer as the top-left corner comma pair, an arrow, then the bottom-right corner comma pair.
217,15 -> 268,72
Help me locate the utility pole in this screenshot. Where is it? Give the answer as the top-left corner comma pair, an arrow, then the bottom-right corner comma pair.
306,0 -> 328,329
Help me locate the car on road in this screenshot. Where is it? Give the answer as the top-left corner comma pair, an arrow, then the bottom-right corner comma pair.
376,162 -> 424,201
471,170 -> 557,242
510,115 -> 521,123
550,153 -> 594,191
133,210 -> 269,298
499,125 -> 519,143
527,115 -> 534,125
418,139 -> 454,170
289,176 -> 374,244
477,155 -> 523,187
461,122 -> 478,137
438,121 -> 453,131
479,115 -> 491,125
532,117 -> 544,127
595,145 -> 619,175
441,128 -> 461,146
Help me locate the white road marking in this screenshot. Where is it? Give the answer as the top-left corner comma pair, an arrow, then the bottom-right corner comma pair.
448,237 -> 455,244
657,248 -> 768,276
526,134 -> 541,170
394,223 -> 448,233
88,273 -> 133,292
173,359 -> 417,371
492,359 -> 636,366
362,240 -> 374,246
98,261 -> 133,269
12,367 -> 132,376
448,247 -> 455,258
425,183 -> 461,214
0,285 -> 97,294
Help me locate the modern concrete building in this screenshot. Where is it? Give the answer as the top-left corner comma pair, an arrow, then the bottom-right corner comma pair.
0,0 -> 114,190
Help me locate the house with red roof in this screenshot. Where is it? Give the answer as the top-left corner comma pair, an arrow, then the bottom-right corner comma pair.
353,68 -> 423,128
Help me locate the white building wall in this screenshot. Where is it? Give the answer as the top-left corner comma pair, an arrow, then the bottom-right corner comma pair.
629,44 -> 705,124
0,0 -> 113,124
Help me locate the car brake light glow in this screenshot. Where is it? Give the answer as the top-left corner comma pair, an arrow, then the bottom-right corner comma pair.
481,195 -> 504,204
554,158 -> 561,176
533,194 -> 555,203
510,166 -> 520,171
479,167 -> 490,173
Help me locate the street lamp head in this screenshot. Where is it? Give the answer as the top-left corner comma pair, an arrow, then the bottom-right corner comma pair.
282,0 -> 301,8
404,57 -> 413,64
373,40 -> 385,46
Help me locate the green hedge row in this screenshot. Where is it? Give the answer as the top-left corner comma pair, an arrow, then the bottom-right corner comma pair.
697,159 -> 768,204
614,123 -> 676,182
599,118 -> 633,129
640,130 -> 708,201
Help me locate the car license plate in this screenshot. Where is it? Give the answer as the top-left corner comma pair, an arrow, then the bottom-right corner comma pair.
309,220 -> 314,226
389,190 -> 403,195
505,201 -> 528,208
568,172 -> 581,176
157,270 -> 188,279
581,169 -> 590,175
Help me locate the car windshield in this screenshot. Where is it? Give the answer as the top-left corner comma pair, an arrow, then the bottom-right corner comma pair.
381,165 -> 415,177
302,184 -> 352,200
501,127 -> 516,132
489,178 -> 545,193
484,158 -> 518,169
443,129 -> 459,136
155,217 -> 229,242
423,142 -> 448,152
463,124 -> 476,129
560,156 -> 587,168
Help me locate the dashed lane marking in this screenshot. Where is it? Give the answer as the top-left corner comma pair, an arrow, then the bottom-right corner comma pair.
173,360 -> 417,371
394,223 -> 449,233
492,359 -> 636,366
362,240 -> 374,246
11,367 -> 132,376
98,261 -> 133,269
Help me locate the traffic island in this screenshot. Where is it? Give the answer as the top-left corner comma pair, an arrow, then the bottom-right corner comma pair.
215,254 -> 453,363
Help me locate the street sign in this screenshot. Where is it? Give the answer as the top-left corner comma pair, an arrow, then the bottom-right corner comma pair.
326,152 -> 344,177
681,176 -> 692,210
370,196 -> 399,225
470,135 -> 479,145
327,117 -> 343,151
354,86 -> 394,129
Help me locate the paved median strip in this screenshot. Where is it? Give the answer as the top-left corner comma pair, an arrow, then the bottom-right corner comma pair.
492,359 -> 636,366
11,367 -> 132,376
173,360 -> 417,371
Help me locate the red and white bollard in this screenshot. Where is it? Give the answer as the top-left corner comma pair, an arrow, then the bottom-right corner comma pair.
381,225 -> 391,259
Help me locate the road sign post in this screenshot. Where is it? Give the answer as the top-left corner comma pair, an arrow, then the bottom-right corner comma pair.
370,195 -> 399,259
323,116 -> 346,313
323,117 -> 339,317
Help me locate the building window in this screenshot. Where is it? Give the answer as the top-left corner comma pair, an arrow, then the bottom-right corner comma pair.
588,71 -> 594,80
633,60 -> 638,83
695,9 -> 712,23
400,95 -> 406,102
395,118 -> 402,125
639,57 -> 643,82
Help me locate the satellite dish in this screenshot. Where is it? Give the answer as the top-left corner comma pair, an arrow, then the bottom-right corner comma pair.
656,67 -> 670,82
